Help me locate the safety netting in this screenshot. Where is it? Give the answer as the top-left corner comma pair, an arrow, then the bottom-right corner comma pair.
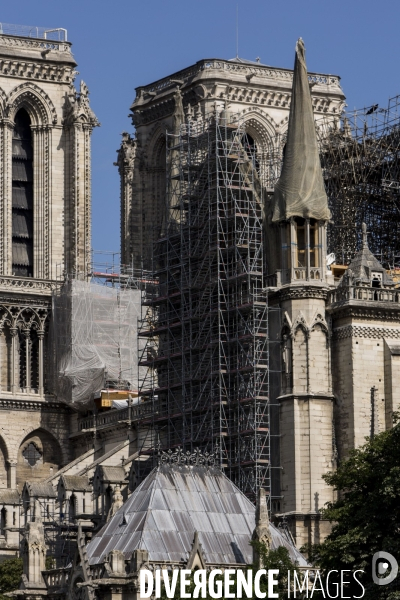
49,280 -> 142,407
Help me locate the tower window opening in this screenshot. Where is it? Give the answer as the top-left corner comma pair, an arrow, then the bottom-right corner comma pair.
241,133 -> 259,172
12,109 -> 33,277
310,220 -> 319,268
296,218 -> 306,267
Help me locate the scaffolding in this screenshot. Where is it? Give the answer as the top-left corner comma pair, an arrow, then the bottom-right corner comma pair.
317,94 -> 400,267
138,113 -> 272,503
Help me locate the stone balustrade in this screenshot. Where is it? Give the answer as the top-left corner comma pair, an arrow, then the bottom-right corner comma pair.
328,285 -> 400,305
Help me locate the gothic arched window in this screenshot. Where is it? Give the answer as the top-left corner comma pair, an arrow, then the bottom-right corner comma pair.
12,109 -> 34,277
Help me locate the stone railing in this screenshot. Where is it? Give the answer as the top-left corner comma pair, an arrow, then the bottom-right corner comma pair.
0,276 -> 60,295
328,285 -> 400,305
293,267 -> 322,281
44,568 -> 70,589
0,34 -> 71,52
78,401 -> 155,431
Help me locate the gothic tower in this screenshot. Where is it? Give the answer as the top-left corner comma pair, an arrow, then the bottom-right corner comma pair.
0,23 -> 98,558
117,56 -> 344,271
265,39 -> 335,546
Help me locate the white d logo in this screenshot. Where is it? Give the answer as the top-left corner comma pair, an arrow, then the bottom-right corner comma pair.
372,552 -> 398,586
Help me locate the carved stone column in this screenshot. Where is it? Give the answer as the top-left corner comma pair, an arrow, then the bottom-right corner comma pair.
1,121 -> 14,275
31,125 -> 51,280
290,217 -> 296,280
37,330 -> 44,396
7,460 -> 17,489
10,327 -> 17,394
306,218 -> 310,280
23,329 -> 31,392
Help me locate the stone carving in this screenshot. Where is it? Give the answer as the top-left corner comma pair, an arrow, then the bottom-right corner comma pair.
136,59 -> 341,97
21,500 -> 46,585
252,488 -> 272,566
158,446 -> 220,468
6,82 -> 58,124
107,485 -> 124,521
63,81 -> 100,128
334,324 -> 400,340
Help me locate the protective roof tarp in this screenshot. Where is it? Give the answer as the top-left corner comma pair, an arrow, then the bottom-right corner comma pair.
269,38 -> 330,223
86,464 -> 308,567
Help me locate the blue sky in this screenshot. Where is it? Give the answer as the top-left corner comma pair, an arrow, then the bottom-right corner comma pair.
3,0 -> 400,258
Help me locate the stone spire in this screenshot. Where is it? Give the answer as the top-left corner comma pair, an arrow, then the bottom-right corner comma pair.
20,500 -> 46,587
252,488 -> 272,565
270,38 -> 330,223
341,222 -> 394,287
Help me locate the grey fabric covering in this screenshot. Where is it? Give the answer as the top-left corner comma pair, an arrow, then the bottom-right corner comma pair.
269,38 -> 330,223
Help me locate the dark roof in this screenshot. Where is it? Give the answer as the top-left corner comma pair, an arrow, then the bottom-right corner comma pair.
86,464 -> 307,567
60,475 -> 92,492
23,481 -> 57,498
0,489 -> 21,504
96,466 -> 126,483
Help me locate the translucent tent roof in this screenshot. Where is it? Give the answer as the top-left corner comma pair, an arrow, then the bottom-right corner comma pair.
86,462 -> 308,567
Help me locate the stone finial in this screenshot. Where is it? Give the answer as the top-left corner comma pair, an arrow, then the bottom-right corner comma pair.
252,488 -> 272,566
21,500 -> 46,585
173,88 -> 185,135
362,222 -> 368,247
108,549 -> 126,575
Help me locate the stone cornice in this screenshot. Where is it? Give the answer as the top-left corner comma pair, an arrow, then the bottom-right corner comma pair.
0,58 -> 76,84
134,59 -> 342,98
278,392 -> 334,402
0,398 -> 72,412
328,301 -> 400,322
132,84 -> 343,130
0,275 -> 60,295
273,285 -> 329,302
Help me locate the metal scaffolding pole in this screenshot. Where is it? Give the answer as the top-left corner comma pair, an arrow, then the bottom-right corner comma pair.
138,112 -> 271,503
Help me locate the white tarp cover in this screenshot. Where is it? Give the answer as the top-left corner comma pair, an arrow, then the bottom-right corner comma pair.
49,280 -> 142,407
269,38 -> 331,223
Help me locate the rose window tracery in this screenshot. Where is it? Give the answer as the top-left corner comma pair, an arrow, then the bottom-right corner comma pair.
22,442 -> 42,466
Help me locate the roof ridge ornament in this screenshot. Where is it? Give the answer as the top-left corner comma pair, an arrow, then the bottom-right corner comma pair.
158,445 -> 221,468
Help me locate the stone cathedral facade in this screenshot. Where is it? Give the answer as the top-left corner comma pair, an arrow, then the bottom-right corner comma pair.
0,24 -> 399,597
0,26 -> 98,556
117,45 -> 400,549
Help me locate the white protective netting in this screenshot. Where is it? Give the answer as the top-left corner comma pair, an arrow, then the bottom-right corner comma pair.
49,280 -> 142,407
